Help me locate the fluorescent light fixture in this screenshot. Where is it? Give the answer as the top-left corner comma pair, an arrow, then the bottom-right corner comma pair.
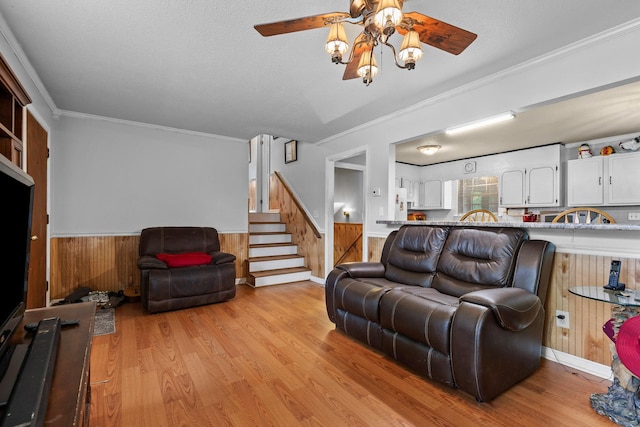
445,112 -> 515,135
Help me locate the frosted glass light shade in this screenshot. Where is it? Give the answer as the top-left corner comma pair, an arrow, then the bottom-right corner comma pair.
398,30 -> 423,65
325,23 -> 349,55
374,0 -> 403,29
356,51 -> 378,79
417,145 -> 441,155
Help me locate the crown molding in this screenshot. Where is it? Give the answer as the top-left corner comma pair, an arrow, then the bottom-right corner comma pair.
57,109 -> 247,143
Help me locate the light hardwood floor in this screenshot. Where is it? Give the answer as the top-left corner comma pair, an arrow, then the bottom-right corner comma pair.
89,282 -> 613,426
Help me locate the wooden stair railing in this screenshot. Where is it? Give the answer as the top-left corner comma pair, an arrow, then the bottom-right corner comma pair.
273,171 -> 321,238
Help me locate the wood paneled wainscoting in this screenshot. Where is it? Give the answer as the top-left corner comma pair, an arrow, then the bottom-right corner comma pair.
50,232 -> 248,300
369,234 -> 629,369
269,172 -> 324,278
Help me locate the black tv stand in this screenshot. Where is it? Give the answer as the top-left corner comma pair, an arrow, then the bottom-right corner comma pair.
0,317 -> 61,426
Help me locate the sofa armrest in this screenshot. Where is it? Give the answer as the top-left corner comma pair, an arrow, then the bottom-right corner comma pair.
211,251 -> 236,265
137,255 -> 168,270
337,262 -> 386,278
460,288 -> 542,332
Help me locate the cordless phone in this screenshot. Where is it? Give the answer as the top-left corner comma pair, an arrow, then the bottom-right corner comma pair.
604,260 -> 624,291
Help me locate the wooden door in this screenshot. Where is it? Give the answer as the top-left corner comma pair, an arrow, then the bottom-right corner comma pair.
26,111 -> 48,308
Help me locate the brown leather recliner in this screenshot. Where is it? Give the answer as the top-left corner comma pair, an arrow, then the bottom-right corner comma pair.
325,225 -> 555,402
137,226 -> 236,313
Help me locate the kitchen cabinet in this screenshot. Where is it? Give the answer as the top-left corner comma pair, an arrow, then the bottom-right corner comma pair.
567,153 -> 640,206
499,164 -> 559,207
422,179 -> 452,210
400,177 -> 421,204
0,56 -> 31,167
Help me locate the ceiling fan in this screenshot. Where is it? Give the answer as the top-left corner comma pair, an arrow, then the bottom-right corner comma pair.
254,0 -> 477,85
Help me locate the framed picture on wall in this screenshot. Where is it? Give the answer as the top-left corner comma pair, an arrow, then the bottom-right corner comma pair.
285,140 -> 298,164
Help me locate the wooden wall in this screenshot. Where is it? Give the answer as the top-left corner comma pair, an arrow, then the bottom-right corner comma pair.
269,174 -> 325,277
334,222 -> 362,267
49,232 -> 248,300
368,234 -> 634,366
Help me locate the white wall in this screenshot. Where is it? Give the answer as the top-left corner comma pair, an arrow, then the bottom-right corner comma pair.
50,115 -> 248,235
334,167 -> 363,223
270,138 -> 329,228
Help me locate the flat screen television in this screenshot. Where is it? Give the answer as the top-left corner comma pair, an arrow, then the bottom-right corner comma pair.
0,154 -> 34,364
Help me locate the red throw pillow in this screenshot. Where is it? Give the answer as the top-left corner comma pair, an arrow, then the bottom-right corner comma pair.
156,252 -> 212,268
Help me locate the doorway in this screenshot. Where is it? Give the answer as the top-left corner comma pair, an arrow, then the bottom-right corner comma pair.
26,110 -> 48,308
326,147 -> 368,271
248,134 -> 271,213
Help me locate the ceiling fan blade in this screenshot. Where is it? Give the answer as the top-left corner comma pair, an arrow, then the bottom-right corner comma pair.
255,12 -> 351,37
342,33 -> 372,80
398,12 -> 477,55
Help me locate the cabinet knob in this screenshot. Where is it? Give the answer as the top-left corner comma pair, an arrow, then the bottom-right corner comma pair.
31,235 -> 38,241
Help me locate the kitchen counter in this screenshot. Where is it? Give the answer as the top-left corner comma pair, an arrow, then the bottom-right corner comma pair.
377,220 -> 640,231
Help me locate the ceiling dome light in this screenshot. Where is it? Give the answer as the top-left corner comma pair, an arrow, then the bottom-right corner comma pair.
417,145 -> 441,155
398,30 -> 423,69
325,22 -> 349,62
374,0 -> 403,36
356,50 -> 378,85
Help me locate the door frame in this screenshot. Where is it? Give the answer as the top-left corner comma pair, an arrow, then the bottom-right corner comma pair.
325,146 -> 369,274
25,106 -> 51,307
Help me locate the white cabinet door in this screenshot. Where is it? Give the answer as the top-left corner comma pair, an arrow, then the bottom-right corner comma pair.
500,169 -> 525,206
527,165 -> 558,206
567,157 -> 603,206
423,180 -> 442,209
423,180 -> 452,209
607,153 -> 640,205
400,177 -> 414,203
412,180 -> 421,205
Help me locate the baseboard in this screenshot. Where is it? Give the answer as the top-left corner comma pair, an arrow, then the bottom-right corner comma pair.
310,276 -> 325,285
542,346 -> 613,380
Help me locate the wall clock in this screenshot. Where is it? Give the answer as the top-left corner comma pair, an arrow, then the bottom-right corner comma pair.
464,161 -> 476,173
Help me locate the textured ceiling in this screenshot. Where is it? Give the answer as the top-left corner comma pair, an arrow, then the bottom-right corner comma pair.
0,1 -> 639,147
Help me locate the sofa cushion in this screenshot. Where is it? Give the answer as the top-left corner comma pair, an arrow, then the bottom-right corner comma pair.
334,277 -> 405,322
433,227 -> 527,297
379,287 -> 458,356
384,225 -> 450,287
156,252 -> 212,268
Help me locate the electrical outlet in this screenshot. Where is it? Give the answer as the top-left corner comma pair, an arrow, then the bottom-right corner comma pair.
556,310 -> 570,329
629,212 -> 640,220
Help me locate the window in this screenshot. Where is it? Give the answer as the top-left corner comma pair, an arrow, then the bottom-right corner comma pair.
457,176 -> 499,214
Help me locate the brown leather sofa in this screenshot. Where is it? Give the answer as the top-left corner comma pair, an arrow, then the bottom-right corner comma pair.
325,225 -> 555,401
137,227 -> 236,313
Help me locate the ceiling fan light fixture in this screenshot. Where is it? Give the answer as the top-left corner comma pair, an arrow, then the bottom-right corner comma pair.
357,50 -> 378,85
325,22 -> 349,62
417,145 -> 441,155
374,0 -> 403,35
398,30 -> 423,69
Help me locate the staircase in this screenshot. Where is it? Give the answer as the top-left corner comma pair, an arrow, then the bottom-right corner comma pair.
247,212 -> 311,287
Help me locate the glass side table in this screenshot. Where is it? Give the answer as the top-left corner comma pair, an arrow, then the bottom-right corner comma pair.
568,286 -> 640,426
569,286 -> 640,308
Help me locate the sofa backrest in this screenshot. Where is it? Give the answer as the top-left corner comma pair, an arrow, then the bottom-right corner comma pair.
139,226 -> 220,256
384,225 -> 450,287
432,227 -> 528,297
